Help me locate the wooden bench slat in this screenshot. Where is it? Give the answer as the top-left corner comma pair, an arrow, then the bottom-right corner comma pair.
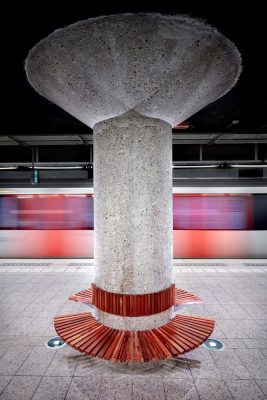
172,319 -> 215,335
171,321 -> 213,340
90,328 -> 113,357
97,329 -> 117,359
103,330 -> 121,360
111,331 -> 126,362
159,326 -> 187,355
127,332 -> 134,363
173,318 -> 215,332
134,331 -> 142,363
146,330 -> 172,360
120,331 -> 130,363
162,325 -> 193,352
153,328 -> 181,356
83,326 -> 110,355
166,326 -> 201,347
68,285 -> 202,315
54,312 -> 214,363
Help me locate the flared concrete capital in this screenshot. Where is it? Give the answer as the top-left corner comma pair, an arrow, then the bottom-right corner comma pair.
25,13 -> 242,128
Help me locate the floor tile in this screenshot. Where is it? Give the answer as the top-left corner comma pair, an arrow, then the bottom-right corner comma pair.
235,349 -> 267,379
0,347 -> 32,375
45,346 -> 77,377
65,376 -> 102,400
99,375 -> 132,400
133,376 -> 164,400
32,376 -> 71,400
163,378 -> 199,400
225,379 -> 266,400
194,379 -> 232,400
256,380 -> 267,396
16,346 -> 55,376
0,376 -> 41,400
186,348 -> 221,380
0,377 -> 12,396
211,349 -> 251,380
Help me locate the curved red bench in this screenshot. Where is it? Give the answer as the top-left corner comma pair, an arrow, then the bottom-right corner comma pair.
69,288 -> 93,304
175,288 -> 202,305
54,312 -> 214,362
69,286 -> 202,307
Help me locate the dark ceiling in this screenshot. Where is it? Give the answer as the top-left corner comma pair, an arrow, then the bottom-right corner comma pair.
1,3 -> 266,136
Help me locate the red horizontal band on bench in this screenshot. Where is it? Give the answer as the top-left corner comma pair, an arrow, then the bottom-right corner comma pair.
69,287 -> 202,306
91,283 -> 175,317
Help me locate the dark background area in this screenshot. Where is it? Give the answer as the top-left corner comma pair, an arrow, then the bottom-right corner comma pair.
0,1 -> 266,182
0,2 -> 266,134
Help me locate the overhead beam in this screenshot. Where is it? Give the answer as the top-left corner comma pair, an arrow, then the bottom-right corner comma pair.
7,136 -> 29,146
0,133 -> 265,146
207,133 -> 222,145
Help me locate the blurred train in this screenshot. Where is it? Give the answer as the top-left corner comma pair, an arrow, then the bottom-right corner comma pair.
0,187 -> 266,258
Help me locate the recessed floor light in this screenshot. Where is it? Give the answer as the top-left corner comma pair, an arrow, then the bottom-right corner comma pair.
46,336 -> 66,349
203,338 -> 224,351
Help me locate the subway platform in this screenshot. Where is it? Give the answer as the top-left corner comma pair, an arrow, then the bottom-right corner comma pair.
0,259 -> 266,400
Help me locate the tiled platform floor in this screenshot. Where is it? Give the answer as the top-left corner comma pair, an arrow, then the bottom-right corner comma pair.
0,259 -> 266,399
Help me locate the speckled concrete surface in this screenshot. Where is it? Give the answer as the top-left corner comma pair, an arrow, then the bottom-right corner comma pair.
94,112 -> 173,328
94,112 -> 173,292
0,259 -> 266,400
95,307 -> 173,330
25,13 -> 241,128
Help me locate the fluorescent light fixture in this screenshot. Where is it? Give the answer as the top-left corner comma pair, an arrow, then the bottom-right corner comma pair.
0,166 -> 18,170
172,165 -> 218,168
35,166 -> 84,169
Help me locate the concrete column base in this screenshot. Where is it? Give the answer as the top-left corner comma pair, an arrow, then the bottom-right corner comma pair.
95,307 -> 173,330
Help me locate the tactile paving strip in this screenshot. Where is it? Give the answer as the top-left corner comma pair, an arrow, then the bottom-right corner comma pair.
173,263 -> 226,266
67,263 -> 92,266
243,263 -> 267,266
0,263 -> 51,266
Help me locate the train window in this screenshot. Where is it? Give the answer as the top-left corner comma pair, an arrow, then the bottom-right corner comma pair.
0,195 -> 94,230
254,195 -> 267,230
0,193 -> 266,231
173,194 -> 253,230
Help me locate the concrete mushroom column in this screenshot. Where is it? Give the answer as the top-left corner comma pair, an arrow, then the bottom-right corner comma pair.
94,111 -> 173,329
25,13 -> 241,336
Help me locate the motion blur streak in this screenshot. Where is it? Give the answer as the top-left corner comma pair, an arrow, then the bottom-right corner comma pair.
173,194 -> 253,230
0,230 -> 94,257
0,193 -> 266,258
0,195 -> 93,229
